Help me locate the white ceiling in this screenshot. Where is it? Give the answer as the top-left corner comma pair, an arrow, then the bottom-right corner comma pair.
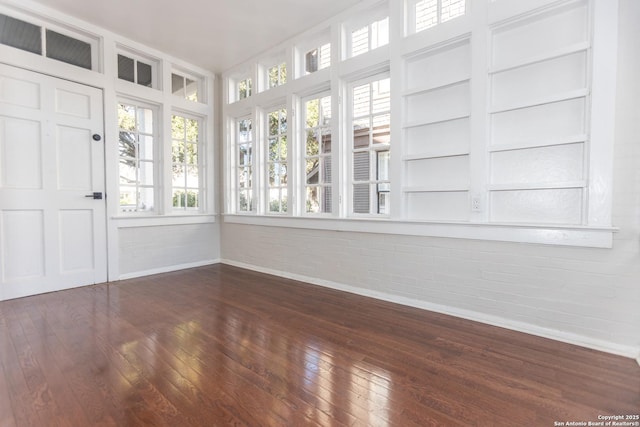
31,0 -> 364,73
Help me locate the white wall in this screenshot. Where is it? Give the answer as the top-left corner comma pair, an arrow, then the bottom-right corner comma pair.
220,0 -> 640,358
119,223 -> 220,279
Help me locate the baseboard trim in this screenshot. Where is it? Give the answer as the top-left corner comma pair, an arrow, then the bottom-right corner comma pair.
221,259 -> 640,360
119,259 -> 221,281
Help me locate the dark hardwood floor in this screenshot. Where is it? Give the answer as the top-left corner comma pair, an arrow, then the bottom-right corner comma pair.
0,264 -> 638,426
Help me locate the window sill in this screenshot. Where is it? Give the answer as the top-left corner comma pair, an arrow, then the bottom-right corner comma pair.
222,214 -> 616,248
113,214 -> 217,228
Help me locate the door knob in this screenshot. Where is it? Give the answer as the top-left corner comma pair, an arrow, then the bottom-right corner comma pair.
85,192 -> 103,200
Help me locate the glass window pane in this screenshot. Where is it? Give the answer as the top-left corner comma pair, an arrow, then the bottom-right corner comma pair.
353,118 -> 370,148
186,165 -> 199,187
319,43 -> 331,70
372,78 -> 391,113
118,132 -> 136,158
172,73 -> 184,96
172,164 -> 185,187
46,30 -> 91,69
353,184 -> 370,213
279,109 -> 287,134
351,25 -> 369,57
139,135 -> 154,161
0,14 -> 42,55
186,119 -> 199,142
353,84 -> 371,117
416,0 -> 438,32
118,104 -> 136,130
138,187 -> 154,211
322,157 -> 332,184
172,141 -> 184,163
172,189 -> 185,208
321,128 -> 332,154
268,111 -> 278,136
442,0 -> 466,22
353,151 -> 370,181
187,142 -> 198,166
119,186 -> 136,210
186,190 -> 199,208
137,107 -> 154,134
139,161 -> 154,186
268,138 -> 278,161
305,48 -> 319,74
171,115 -> 185,139
239,119 -> 252,142
306,159 -> 319,184
278,136 -> 287,160
377,151 -> 390,181
305,99 -> 319,128
371,17 -> 389,50
320,96 -> 332,125
373,114 -> 391,144
118,55 -> 135,82
119,159 -> 136,185
137,61 -> 152,87
185,78 -> 198,101
306,130 -> 319,156
268,66 -> 279,88
323,187 -> 333,213
306,187 -> 319,213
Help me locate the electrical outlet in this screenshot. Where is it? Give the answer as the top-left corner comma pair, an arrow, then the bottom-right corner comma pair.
471,197 -> 481,212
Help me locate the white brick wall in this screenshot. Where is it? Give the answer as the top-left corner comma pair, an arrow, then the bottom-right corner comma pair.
119,223 -> 220,277
220,0 -> 640,358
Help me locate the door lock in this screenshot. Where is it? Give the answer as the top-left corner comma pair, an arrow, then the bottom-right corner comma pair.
85,192 -> 103,200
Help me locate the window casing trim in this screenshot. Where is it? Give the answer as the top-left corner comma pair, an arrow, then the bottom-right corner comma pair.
223,213 -> 616,248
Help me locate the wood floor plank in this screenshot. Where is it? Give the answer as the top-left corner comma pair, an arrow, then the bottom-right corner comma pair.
0,264 -> 638,426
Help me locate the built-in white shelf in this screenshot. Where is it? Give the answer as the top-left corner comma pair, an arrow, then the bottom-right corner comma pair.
403,77 -> 471,98
489,134 -> 587,153
403,185 -> 469,193
489,41 -> 591,75
402,150 -> 469,161
488,181 -> 587,192
403,113 -> 471,129
490,88 -> 589,115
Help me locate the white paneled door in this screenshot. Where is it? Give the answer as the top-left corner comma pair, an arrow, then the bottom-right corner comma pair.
0,64 -> 107,301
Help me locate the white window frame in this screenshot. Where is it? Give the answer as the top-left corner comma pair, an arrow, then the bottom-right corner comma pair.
171,68 -> 205,103
297,29 -> 332,77
0,9 -> 100,72
300,91 -> 334,216
263,105 -> 289,215
407,0 -> 468,35
344,5 -> 389,59
234,115 -> 255,214
171,111 -> 206,212
116,47 -> 160,89
347,73 -> 391,217
116,98 -> 160,215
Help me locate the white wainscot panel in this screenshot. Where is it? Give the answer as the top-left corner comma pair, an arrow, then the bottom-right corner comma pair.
0,75 -> 40,109
492,52 -> 587,109
407,155 -> 469,188
59,210 -> 94,273
491,1 -> 588,69
55,88 -> 91,118
407,192 -> 470,221
406,40 -> 470,91
1,210 -> 45,280
405,117 -> 470,156
0,116 -> 42,189
406,81 -> 470,124
491,98 -> 585,145
491,143 -> 585,184
56,125 -> 92,190
491,188 -> 583,224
